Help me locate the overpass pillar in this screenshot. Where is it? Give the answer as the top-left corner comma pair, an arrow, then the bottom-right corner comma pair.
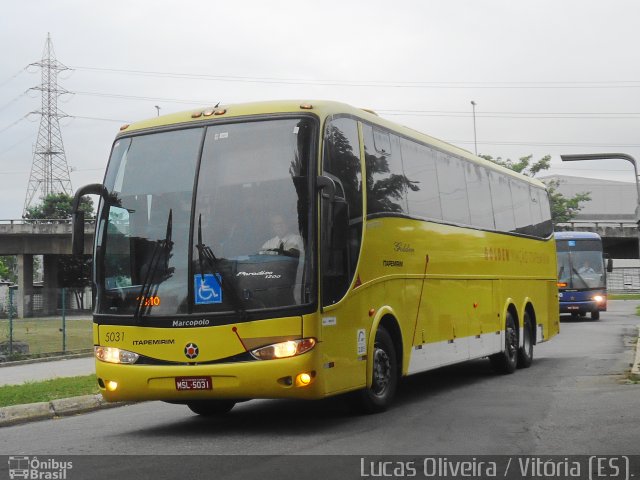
16,254 -> 34,318
43,254 -> 59,316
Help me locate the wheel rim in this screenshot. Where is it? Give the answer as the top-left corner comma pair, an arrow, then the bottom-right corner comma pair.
506,324 -> 518,360
372,346 -> 391,396
523,323 -> 532,355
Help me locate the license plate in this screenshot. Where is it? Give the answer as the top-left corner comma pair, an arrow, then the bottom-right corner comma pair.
567,306 -> 579,310
175,376 -> 212,391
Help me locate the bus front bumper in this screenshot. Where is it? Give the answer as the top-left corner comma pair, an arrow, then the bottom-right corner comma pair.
559,299 -> 607,314
95,352 -> 325,403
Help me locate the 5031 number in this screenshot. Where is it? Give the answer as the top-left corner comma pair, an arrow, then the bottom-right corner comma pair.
104,331 -> 125,343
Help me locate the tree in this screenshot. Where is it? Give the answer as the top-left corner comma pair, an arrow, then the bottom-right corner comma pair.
480,154 -> 591,225
24,192 -> 94,221
0,256 -> 17,283
24,193 -> 94,309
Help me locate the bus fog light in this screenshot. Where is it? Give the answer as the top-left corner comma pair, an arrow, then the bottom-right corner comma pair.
295,372 -> 315,387
251,338 -> 316,360
106,381 -> 118,392
95,346 -> 139,364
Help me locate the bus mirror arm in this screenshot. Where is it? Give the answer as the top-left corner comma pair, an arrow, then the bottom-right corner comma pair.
316,175 -> 336,202
71,183 -> 108,256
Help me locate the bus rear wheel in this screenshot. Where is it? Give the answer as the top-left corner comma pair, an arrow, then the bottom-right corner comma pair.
490,312 -> 518,374
187,400 -> 236,416
517,311 -> 534,369
353,327 -> 398,414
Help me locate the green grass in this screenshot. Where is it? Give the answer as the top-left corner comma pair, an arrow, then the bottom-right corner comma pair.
0,374 -> 99,408
609,294 -> 640,300
0,317 -> 92,356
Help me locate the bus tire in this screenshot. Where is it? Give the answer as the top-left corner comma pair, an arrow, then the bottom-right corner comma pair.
517,311 -> 534,369
490,312 -> 518,374
187,400 -> 236,416
591,310 -> 600,320
354,327 -> 398,414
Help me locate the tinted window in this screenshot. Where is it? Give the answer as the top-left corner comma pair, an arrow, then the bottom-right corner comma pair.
436,152 -> 470,225
99,128 -> 203,315
465,161 -> 494,229
490,171 -> 516,231
400,138 -> 442,220
511,178 -> 533,234
193,118 -> 315,312
364,124 -> 412,215
534,187 -> 553,237
322,116 -> 363,306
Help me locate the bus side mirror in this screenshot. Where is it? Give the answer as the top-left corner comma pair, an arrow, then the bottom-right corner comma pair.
317,175 -> 336,202
606,257 -> 613,273
72,210 -> 85,256
71,183 -> 109,257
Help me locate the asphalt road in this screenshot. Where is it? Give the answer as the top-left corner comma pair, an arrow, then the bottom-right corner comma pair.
0,302 -> 638,465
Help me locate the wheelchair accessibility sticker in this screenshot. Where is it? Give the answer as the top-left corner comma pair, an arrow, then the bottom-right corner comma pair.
194,273 -> 223,304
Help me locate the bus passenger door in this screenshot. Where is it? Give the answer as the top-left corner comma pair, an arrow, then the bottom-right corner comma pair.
319,115 -> 366,394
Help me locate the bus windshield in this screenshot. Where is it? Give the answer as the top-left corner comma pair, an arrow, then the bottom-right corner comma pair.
96,117 -> 315,318
556,238 -> 605,290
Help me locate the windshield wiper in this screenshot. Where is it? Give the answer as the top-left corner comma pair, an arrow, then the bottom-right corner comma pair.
195,214 -> 247,319
571,267 -> 589,289
134,209 -> 174,321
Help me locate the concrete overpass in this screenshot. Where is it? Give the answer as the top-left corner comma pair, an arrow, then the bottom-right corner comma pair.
0,219 -> 94,317
555,218 -> 639,259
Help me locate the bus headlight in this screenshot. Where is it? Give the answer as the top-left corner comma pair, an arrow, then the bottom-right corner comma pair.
250,338 -> 317,360
593,295 -> 605,304
95,346 -> 140,364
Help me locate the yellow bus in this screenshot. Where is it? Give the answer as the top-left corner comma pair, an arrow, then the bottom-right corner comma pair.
72,100 -> 559,415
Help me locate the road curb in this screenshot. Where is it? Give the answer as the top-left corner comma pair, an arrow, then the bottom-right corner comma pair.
0,394 -> 126,428
630,326 -> 640,382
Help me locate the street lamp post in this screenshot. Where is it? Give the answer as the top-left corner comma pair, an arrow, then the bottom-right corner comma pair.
560,152 -> 640,259
155,105 -> 161,117
470,101 -> 478,155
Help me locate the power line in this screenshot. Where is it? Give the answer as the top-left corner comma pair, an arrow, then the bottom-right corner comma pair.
74,90 -> 215,105
71,89 -> 640,119
0,68 -> 26,88
71,115 -> 131,123
451,139 -> 640,148
0,115 -> 28,134
69,65 -> 640,89
379,110 -> 640,119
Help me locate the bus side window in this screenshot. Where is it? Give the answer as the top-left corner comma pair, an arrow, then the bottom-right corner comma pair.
321,116 -> 363,306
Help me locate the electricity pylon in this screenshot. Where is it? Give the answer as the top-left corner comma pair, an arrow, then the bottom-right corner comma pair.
23,33 -> 73,216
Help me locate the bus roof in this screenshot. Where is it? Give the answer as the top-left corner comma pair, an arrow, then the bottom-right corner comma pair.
118,99 -> 547,189
554,231 -> 602,240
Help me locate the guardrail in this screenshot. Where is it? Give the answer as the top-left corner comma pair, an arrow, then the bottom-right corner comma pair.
556,220 -> 638,230
0,219 -> 95,225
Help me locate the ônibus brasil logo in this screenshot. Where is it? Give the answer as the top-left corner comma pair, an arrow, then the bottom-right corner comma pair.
184,343 -> 199,360
8,456 -> 73,479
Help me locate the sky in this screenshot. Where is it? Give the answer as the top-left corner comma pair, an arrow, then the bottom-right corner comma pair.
1,0 -> 640,219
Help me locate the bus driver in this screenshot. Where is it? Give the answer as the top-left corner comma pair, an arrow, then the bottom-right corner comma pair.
260,214 -> 303,257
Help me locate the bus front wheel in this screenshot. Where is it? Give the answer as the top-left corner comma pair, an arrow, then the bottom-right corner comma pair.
490,312 -> 518,374
187,400 -> 236,416
353,327 -> 398,414
591,310 -> 600,320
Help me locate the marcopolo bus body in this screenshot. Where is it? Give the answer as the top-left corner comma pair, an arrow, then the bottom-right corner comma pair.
555,231 -> 611,320
72,100 -> 559,415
